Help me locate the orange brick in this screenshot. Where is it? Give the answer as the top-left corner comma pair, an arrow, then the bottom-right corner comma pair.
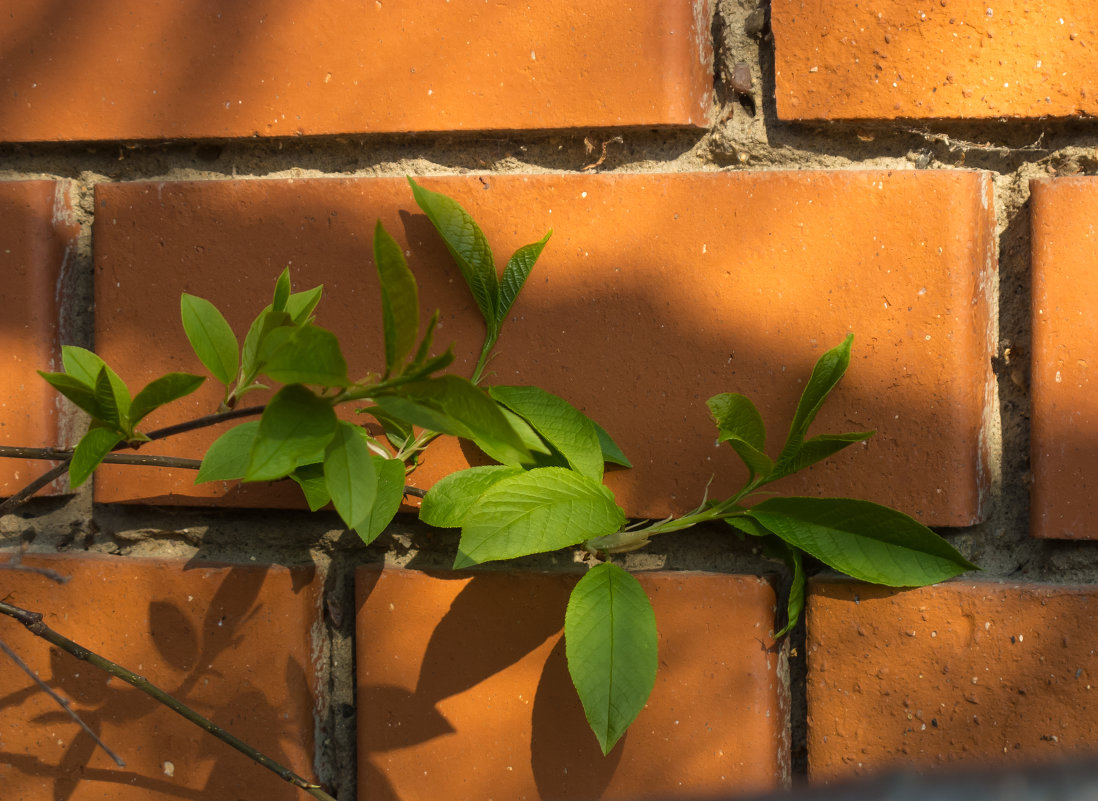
773,1 -> 1098,120
1031,177 -> 1098,539
0,181 -> 76,496
807,579 -> 1098,780
355,566 -> 786,800
92,172 -> 995,524
0,553 -> 322,800
0,2 -> 711,141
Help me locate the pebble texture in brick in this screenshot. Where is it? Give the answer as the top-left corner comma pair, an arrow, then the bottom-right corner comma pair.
92,171 -> 995,524
0,1 -> 712,141
1030,177 -> 1098,539
0,181 -> 75,497
807,579 -> 1098,780
773,0 -> 1098,120
0,554 -> 322,800
355,566 -> 787,800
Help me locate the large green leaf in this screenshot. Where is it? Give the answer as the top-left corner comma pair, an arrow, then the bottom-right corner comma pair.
565,563 -> 657,755
454,467 -> 625,567
69,427 -> 124,488
195,421 -> 260,483
408,178 -> 499,328
256,325 -> 350,387
130,373 -> 205,427
708,392 -> 773,480
775,335 -> 853,469
419,465 -> 524,528
180,294 -> 239,386
291,462 -> 331,511
374,221 -> 420,373
245,385 -> 337,481
324,421 -> 378,532
373,375 -> 529,466
355,454 -> 406,545
498,231 -> 551,322
489,386 -> 604,480
745,497 -> 978,586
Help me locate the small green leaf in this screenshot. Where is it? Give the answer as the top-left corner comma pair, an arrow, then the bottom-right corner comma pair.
355,454 -> 406,545
489,386 -> 604,480
324,421 -> 378,532
362,406 -> 415,452
776,335 -> 853,469
745,497 -> 978,587
291,462 -> 331,511
455,467 -> 625,567
756,534 -> 805,639
69,427 -> 124,488
408,177 -> 499,329
593,421 -> 632,468
257,325 -> 350,386
272,267 -> 291,312
708,393 -> 773,480
409,310 -> 440,369
195,421 -> 260,483
565,563 -> 657,755
498,230 -> 551,322
180,294 -> 240,386
241,308 -> 292,380
770,431 -> 875,480
130,373 -> 205,427
374,221 -> 420,373
38,371 -> 106,420
419,465 -> 524,528
94,367 -> 127,429
245,384 -> 338,481
400,349 -> 455,382
286,285 -> 324,325
374,375 -> 529,466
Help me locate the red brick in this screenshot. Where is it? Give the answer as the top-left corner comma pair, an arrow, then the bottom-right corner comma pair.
355,566 -> 786,800
0,2 -> 711,142
0,553 -> 322,800
807,579 -> 1098,780
1031,177 -> 1098,539
0,181 -> 76,496
773,1 -> 1098,120
93,172 -> 994,524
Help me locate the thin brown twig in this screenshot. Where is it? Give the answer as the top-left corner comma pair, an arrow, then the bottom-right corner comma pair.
0,636 -> 125,766
0,600 -> 337,801
0,447 -> 202,470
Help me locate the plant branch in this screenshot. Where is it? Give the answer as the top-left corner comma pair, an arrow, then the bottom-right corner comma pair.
142,405 -> 266,442
0,636 -> 126,766
0,600 -> 337,801
0,447 -> 202,470
0,462 -> 70,516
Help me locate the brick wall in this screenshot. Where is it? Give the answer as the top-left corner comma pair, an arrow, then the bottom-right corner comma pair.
1,2 -> 1097,799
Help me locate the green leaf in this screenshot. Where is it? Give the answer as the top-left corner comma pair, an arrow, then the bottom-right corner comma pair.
400,348 -> 455,382
286,285 -> 324,325
38,371 -> 106,420
489,386 -> 604,480
362,406 -> 415,452
374,375 -> 529,466
130,373 -> 205,427
94,367 -> 128,430
69,427 -> 124,488
241,308 -> 292,381
593,421 -> 632,468
180,294 -> 240,386
324,421 -> 378,532
257,325 -> 350,386
770,431 -> 875,480
409,310 -> 440,369
708,393 -> 773,480
245,385 -> 338,481
498,230 -> 551,322
60,346 -> 108,387
291,462 -> 331,511
195,421 -> 260,483
757,534 -> 805,639
776,335 -> 853,469
419,465 -> 524,528
355,454 -> 406,545
408,178 -> 499,329
455,467 -> 625,567
374,221 -> 420,373
565,563 -> 657,755
745,497 -> 979,587
272,267 -> 291,312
